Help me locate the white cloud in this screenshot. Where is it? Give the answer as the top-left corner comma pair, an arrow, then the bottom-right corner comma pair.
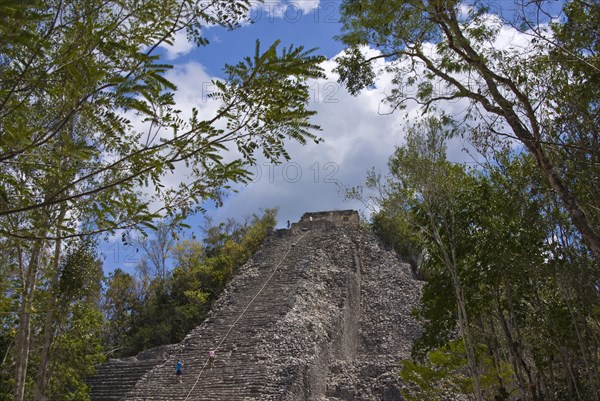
204,49 -> 414,226
206,20 -> 541,226
291,0 -> 320,13
159,29 -> 195,60
166,61 -> 222,117
250,0 -> 320,22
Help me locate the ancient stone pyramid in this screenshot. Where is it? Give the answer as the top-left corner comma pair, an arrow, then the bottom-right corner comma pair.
87,210 -> 423,401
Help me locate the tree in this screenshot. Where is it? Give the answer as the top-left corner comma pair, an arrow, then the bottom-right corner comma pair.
1,1 -> 325,399
391,117 -> 487,400
360,116 -> 600,400
40,239 -> 105,401
132,221 -> 176,286
400,340 -> 512,401
0,235 -> 106,401
335,0 -> 600,259
1,0 -> 325,238
102,269 -> 139,357
33,237 -> 103,400
44,304 -> 104,401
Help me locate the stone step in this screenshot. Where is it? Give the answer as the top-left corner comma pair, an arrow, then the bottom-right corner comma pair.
88,359 -> 164,401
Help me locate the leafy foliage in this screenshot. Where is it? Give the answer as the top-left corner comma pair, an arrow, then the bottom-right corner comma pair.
44,304 -> 105,401
401,340 -> 513,401
336,0 -> 600,259
102,208 -> 277,356
338,3 -> 600,395
0,237 -> 105,401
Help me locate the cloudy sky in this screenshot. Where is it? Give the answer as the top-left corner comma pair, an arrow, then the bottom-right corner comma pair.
179,1 -> 485,224
99,0 -> 553,271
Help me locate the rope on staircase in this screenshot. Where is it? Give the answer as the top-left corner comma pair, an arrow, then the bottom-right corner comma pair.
183,229 -> 311,401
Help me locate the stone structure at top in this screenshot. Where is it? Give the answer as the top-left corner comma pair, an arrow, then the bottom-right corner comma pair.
87,210 -> 423,401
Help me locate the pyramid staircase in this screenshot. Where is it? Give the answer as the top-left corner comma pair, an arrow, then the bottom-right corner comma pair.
88,211 -> 423,401
86,351 -> 170,401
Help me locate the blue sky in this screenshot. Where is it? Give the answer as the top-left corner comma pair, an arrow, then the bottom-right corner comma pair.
195,2 -> 346,72
99,0 -> 559,273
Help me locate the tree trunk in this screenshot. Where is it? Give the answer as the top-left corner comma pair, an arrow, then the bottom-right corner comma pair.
34,208 -> 65,401
494,300 -> 526,398
527,140 -> 600,260
34,308 -> 54,401
430,217 -> 485,401
452,270 -> 485,401
560,278 -> 600,401
484,315 -> 507,390
496,300 -> 539,401
14,242 -> 43,401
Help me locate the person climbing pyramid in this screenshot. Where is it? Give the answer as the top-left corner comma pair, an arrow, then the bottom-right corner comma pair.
208,350 -> 216,370
176,359 -> 183,383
